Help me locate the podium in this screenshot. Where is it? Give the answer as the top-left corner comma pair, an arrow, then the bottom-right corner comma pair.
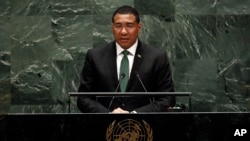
2,113 -> 250,141
68,92 -> 192,113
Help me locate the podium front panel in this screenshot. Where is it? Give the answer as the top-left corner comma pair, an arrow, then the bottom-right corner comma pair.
1,113 -> 250,141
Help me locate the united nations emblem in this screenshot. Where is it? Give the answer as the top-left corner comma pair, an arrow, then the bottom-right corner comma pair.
106,119 -> 153,141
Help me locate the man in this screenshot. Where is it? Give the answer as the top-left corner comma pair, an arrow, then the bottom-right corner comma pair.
77,5 -> 175,113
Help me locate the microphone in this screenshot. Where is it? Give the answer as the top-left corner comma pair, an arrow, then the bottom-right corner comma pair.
115,73 -> 125,92
108,73 -> 125,111
135,72 -> 155,103
135,71 -> 147,92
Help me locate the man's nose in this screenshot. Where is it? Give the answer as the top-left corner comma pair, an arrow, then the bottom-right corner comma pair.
120,27 -> 128,35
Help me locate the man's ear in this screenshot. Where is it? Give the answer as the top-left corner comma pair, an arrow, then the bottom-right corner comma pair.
138,22 -> 142,32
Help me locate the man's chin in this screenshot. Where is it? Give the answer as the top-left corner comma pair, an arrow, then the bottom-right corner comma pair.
118,43 -> 131,49
120,46 -> 131,49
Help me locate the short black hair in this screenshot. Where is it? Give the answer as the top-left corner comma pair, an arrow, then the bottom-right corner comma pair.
112,5 -> 140,23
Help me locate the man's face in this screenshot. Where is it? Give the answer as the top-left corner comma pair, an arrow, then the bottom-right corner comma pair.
112,13 -> 142,49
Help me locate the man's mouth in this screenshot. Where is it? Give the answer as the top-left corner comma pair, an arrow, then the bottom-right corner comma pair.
120,38 -> 129,42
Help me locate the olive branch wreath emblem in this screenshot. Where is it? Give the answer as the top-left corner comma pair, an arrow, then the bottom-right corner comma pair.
106,119 -> 153,141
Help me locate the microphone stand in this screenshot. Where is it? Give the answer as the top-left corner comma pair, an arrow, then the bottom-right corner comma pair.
107,73 -> 125,112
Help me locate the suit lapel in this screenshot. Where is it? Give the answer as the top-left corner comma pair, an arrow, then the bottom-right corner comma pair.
107,42 -> 119,89
127,40 -> 144,91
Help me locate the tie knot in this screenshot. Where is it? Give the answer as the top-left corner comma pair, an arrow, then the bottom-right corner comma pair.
122,50 -> 129,56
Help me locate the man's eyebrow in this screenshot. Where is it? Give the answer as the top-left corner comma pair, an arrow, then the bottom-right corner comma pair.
114,22 -> 135,24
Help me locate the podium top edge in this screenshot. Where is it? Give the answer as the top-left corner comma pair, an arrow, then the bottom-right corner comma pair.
68,92 -> 192,96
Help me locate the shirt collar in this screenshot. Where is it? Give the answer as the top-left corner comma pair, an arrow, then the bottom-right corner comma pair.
116,39 -> 138,56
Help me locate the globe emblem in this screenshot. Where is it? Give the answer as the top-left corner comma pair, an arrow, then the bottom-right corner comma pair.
106,119 -> 153,141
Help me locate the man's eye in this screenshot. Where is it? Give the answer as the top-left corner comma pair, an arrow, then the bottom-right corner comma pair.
127,24 -> 134,27
115,24 -> 122,28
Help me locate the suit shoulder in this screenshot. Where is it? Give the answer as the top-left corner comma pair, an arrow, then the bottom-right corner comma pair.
87,42 -> 114,54
142,42 -> 166,55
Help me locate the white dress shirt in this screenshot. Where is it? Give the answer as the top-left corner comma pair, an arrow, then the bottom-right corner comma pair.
116,39 -> 138,79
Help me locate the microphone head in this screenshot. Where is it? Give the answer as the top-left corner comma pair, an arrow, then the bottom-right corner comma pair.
135,71 -> 139,76
120,73 -> 125,79
137,54 -> 141,58
135,71 -> 148,92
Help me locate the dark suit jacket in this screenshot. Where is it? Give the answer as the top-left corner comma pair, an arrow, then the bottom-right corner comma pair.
77,40 -> 175,113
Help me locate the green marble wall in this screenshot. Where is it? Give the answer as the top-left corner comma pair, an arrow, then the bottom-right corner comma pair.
0,0 -> 249,113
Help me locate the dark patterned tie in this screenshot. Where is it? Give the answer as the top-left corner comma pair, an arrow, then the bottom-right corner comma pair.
120,50 -> 129,92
